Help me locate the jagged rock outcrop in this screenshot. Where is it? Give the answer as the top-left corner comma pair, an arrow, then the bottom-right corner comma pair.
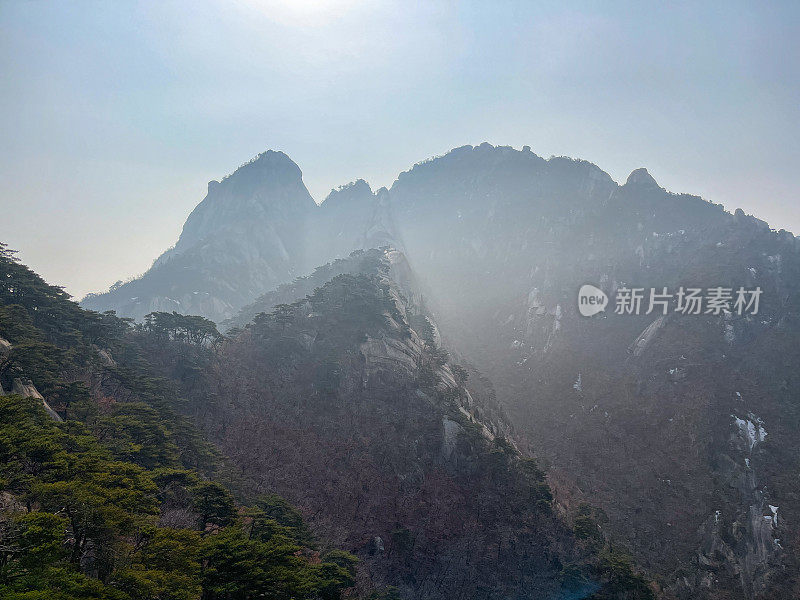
0,338 -> 60,421
314,179 -> 403,260
11,378 -> 62,422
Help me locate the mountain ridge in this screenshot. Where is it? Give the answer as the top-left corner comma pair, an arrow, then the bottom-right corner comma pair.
85,143 -> 773,324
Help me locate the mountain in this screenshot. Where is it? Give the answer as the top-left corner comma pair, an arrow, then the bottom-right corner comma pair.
81,151 -> 411,324
82,153 -> 407,324
82,151 -> 319,322
79,143 -> 800,599
379,145 -> 800,600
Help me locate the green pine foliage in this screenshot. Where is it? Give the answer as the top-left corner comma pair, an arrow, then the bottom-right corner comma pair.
0,244 -> 358,600
0,396 -> 357,599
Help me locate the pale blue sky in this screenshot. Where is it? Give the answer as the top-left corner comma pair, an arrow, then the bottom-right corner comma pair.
2,1 -> 799,298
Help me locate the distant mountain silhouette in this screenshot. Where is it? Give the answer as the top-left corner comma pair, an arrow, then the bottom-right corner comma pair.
83,151 -> 318,321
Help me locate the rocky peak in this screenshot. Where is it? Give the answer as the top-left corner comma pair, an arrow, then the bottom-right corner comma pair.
222,149 -> 304,185
170,150 -> 316,256
82,149 -> 318,322
321,178 -> 374,208
624,167 -> 660,189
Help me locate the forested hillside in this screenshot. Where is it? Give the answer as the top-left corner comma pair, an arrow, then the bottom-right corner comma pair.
0,243 -> 357,599
151,250 -> 656,600
0,242 -> 654,599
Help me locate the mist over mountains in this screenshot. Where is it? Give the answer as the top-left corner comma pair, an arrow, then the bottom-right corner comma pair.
81,150 -> 400,322
5,0 -> 800,597
84,143 -> 798,325
71,143 -> 800,598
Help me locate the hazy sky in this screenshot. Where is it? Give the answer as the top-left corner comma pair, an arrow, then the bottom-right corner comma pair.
2,1 -> 799,298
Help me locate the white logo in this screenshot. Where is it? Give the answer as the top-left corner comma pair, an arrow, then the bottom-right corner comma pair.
578,284 -> 608,317
577,284 -> 761,317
